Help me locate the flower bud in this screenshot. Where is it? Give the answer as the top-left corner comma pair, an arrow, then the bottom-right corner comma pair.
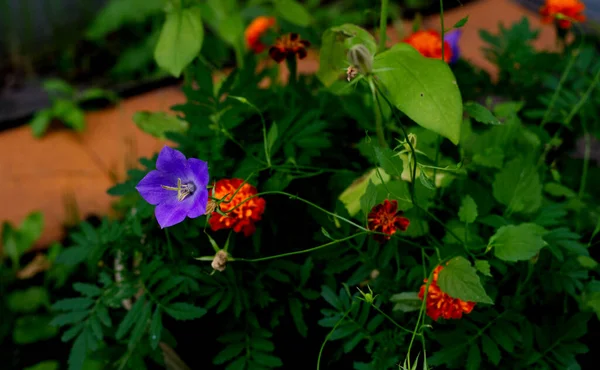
347,44 -> 374,75
211,250 -> 228,272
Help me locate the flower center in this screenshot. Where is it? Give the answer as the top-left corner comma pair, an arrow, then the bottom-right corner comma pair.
161,178 -> 196,202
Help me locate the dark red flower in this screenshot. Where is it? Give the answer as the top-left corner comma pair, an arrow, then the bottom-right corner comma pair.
367,199 -> 410,243
268,33 -> 310,63
418,266 -> 476,321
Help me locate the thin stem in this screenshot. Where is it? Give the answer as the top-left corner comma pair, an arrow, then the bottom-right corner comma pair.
371,79 -> 387,147
564,66 -> 600,125
371,304 -> 416,335
287,55 -> 298,87
231,232 -> 368,263
541,50 -> 578,128
378,0 -> 390,53
579,117 -> 590,200
317,303 -> 356,370
439,0 -> 445,59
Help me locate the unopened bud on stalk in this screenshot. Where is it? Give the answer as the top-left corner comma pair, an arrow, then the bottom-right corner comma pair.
347,44 -> 374,75
211,250 -> 228,272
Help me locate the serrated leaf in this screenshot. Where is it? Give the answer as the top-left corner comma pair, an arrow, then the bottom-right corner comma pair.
437,257 -> 493,304
481,334 -> 501,365
251,338 -> 275,352
164,302 -> 207,320
492,157 -> 542,214
474,260 -> 492,277
52,298 -> 95,312
390,292 -> 422,312
458,195 -> 478,224
154,6 -> 204,78
225,356 -> 247,370
289,298 -> 308,337
343,332 -> 365,353
464,102 -> 501,125
374,146 -> 404,178
466,342 -> 481,370
68,331 -> 87,370
488,223 -> 547,262
61,323 -> 83,342
89,315 -> 103,341
115,296 -> 145,340
213,343 -> 246,365
267,122 -> 278,154
95,304 -> 112,327
329,323 -> 358,340
252,352 -> 283,367
150,307 -> 162,350
50,311 -> 89,327
72,283 -> 102,297
374,43 -> 462,145
321,285 -> 343,310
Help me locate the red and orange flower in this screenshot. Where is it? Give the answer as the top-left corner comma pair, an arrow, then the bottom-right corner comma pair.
268,33 -> 311,63
208,179 -> 266,237
367,200 -> 410,243
403,30 -> 453,63
418,265 -> 476,321
245,16 -> 276,53
540,0 -> 586,29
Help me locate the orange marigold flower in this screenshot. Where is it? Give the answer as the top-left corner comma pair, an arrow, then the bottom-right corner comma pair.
540,0 -> 586,29
245,16 -> 276,53
403,30 -> 453,63
367,200 -> 410,243
208,179 -> 266,237
418,265 -> 476,321
268,33 -> 311,63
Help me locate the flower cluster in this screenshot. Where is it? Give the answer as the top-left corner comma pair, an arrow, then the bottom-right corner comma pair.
418,265 -> 476,321
269,33 -> 311,63
245,16 -> 276,53
136,147 -> 266,236
208,178 -> 266,237
403,29 -> 462,64
540,0 -> 586,29
367,200 -> 410,243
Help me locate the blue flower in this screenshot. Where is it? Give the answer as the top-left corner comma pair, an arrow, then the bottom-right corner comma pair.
444,29 -> 462,64
136,146 -> 209,228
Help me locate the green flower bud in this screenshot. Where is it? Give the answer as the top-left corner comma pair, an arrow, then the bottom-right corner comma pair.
347,44 -> 374,75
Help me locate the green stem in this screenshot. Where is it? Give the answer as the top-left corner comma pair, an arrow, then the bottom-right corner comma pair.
286,54 -> 298,87
317,303 -> 356,370
371,304 -> 416,334
231,232 -> 368,263
378,0 -> 390,53
371,82 -> 387,147
439,0 -> 445,59
541,50 -> 577,128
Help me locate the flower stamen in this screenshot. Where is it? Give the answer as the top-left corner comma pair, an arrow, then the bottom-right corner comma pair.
161,178 -> 196,202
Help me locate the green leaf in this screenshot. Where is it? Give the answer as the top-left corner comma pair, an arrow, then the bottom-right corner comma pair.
338,168 -> 390,216
52,298 -> 94,312
544,182 -> 576,198
488,223 -> 548,262
30,110 -> 53,137
23,360 -> 60,370
7,287 -> 50,313
464,102 -> 501,125
321,285 -> 343,311
267,122 -> 278,154
115,296 -> 145,339
390,292 -> 421,312
85,0 -> 164,40
492,157 -> 542,214
360,180 -> 378,216
289,298 -> 308,337
52,100 -> 85,132
50,311 -> 89,327
437,257 -> 493,304
43,78 -> 74,96
481,334 -> 501,366
466,342 -> 482,370
374,146 -> 404,178
73,283 -> 102,297
133,111 -> 189,139
213,343 -> 246,365
374,43 -> 462,145
458,195 -> 478,224
154,6 -> 204,78
96,304 -> 112,328
453,16 -> 469,28
89,315 -> 103,341
13,315 -> 58,344
317,24 -> 376,87
68,330 -> 87,370
164,302 -> 207,320
252,352 -> 283,367
20,211 -> 44,249
150,307 -> 162,350
274,0 -> 311,27
472,147 -> 504,169
474,260 -> 492,277
577,256 -> 598,269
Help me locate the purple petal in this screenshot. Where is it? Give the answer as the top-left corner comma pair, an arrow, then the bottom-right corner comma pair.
444,29 -> 462,64
187,188 -> 208,218
187,158 -> 210,187
135,170 -> 175,205
155,201 -> 191,228
156,146 -> 188,180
